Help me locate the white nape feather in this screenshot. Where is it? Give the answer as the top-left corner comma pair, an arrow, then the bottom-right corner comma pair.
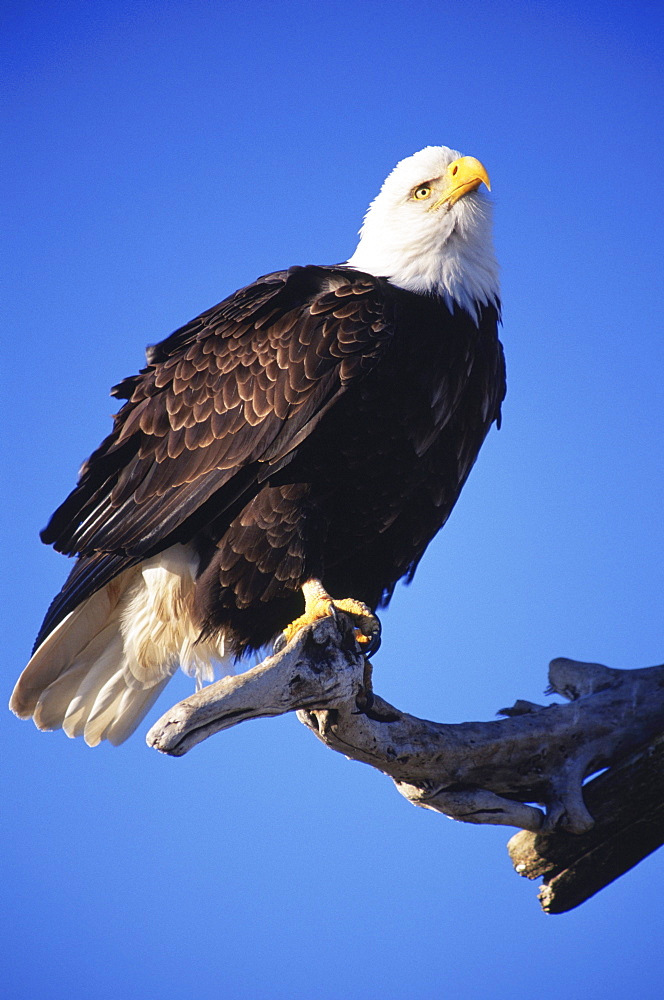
10,543 -> 228,746
346,145 -> 499,323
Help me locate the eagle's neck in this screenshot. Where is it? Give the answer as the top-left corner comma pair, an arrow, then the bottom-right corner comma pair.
345,202 -> 500,324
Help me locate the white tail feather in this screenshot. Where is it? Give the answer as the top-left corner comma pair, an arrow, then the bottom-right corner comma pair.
10,543 -> 228,746
79,664 -> 172,747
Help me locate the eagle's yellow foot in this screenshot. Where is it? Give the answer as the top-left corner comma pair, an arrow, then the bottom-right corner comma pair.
331,597 -> 381,654
274,580 -> 381,657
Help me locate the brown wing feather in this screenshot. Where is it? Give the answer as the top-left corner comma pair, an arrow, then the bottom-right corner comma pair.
41,266 -> 394,562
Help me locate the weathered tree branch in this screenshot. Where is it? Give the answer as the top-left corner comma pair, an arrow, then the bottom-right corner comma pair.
147,614 -> 664,908
508,733 -> 664,912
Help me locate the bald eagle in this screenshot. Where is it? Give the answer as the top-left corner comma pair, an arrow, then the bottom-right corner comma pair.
10,146 -> 505,746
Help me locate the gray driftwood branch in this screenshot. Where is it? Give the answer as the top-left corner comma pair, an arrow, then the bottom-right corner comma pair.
147,614 -> 664,911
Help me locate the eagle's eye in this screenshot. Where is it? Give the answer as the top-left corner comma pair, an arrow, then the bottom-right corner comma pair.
413,185 -> 432,201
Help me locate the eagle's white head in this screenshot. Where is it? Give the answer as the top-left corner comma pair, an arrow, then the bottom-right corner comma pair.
346,145 -> 500,323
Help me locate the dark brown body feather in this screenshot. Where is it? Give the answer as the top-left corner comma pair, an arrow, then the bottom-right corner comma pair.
37,265 -> 505,655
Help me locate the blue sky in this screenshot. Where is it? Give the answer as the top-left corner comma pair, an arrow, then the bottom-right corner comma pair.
2,2 -> 663,998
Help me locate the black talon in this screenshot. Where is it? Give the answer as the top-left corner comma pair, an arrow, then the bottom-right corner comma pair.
363,627 -> 381,658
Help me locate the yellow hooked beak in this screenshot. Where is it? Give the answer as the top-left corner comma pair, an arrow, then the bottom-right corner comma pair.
431,156 -> 491,210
